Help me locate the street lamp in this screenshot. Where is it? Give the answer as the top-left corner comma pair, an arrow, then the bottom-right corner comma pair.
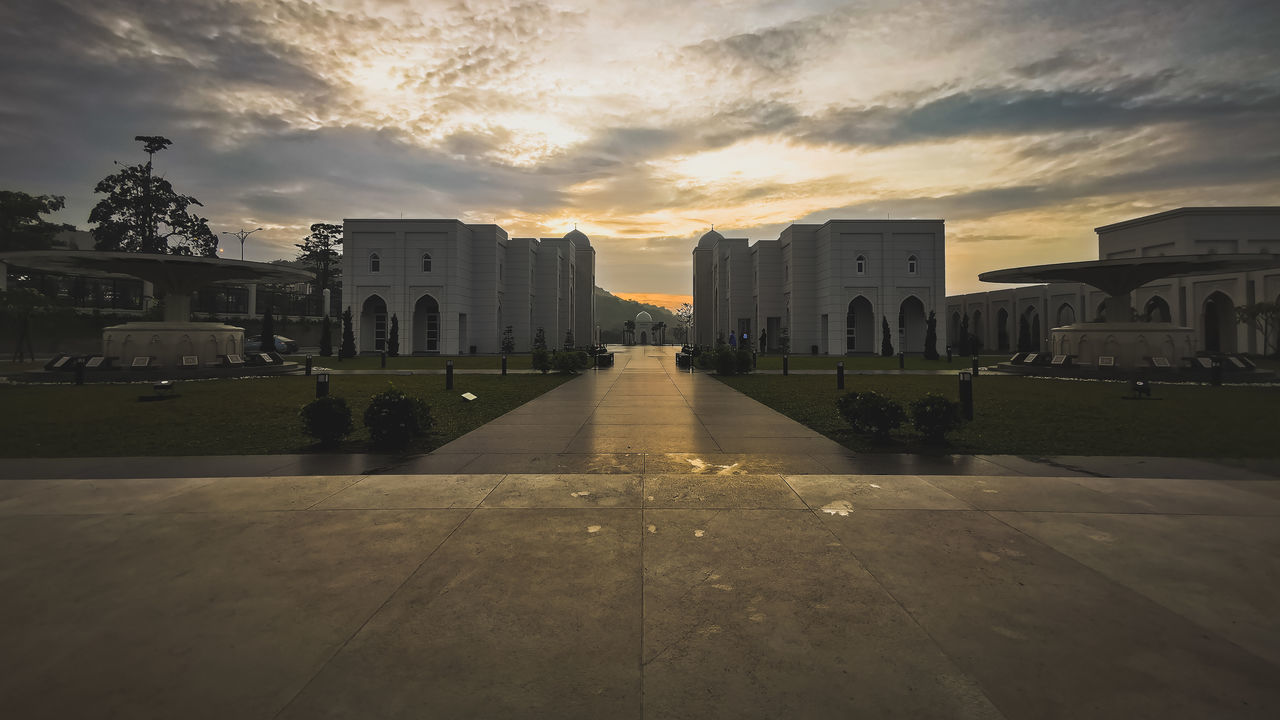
221,228 -> 263,261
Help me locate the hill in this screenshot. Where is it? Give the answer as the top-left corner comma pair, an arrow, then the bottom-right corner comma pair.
595,286 -> 679,343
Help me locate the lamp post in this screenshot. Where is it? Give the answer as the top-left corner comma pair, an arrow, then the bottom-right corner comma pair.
222,227 -> 263,261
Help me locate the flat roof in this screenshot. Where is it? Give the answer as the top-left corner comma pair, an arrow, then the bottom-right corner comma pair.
1095,206 -> 1280,234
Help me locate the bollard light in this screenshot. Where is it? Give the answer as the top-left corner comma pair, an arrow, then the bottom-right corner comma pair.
971,354 -> 980,377
783,354 -> 789,376
959,371 -> 974,420
380,351 -> 386,369
501,354 -> 508,376
305,354 -> 313,376
315,373 -> 329,398
898,351 -> 905,370
446,359 -> 454,390
946,345 -> 953,363
837,361 -> 845,389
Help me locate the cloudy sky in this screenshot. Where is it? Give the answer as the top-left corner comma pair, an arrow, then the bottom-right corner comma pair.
2,0 -> 1278,304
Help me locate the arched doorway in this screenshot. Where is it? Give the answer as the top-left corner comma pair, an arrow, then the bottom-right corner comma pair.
949,312 -> 961,343
1143,295 -> 1171,323
996,307 -> 1010,351
1019,306 -> 1040,352
899,296 -> 926,353
360,295 -> 388,353
846,296 -> 874,353
412,294 -> 441,353
1203,291 -> 1236,352
640,331 -> 648,345
1056,303 -> 1075,326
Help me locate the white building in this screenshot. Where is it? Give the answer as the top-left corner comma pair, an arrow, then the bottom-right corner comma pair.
342,219 -> 595,354
947,207 -> 1280,355
693,219 -> 947,354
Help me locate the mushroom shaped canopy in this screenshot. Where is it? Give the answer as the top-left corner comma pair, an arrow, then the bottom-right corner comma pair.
0,250 -> 314,295
636,311 -> 653,323
979,253 -> 1280,298
564,228 -> 590,246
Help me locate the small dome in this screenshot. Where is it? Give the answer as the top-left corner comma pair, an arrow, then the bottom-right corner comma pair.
564,228 -> 590,246
636,311 -> 653,323
697,228 -> 724,247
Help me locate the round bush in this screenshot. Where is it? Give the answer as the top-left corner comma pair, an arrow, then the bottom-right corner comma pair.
734,349 -> 752,374
363,385 -> 432,450
531,348 -> 551,374
838,390 -> 904,440
552,350 -> 589,374
714,346 -> 737,375
910,393 -> 962,443
299,396 -> 353,446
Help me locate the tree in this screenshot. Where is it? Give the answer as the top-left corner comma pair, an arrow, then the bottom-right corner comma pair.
296,223 -> 343,293
501,325 -> 515,354
957,314 -> 971,355
260,305 -> 275,352
675,302 -> 692,342
388,314 -> 400,356
89,137 -> 217,256
0,191 -> 72,251
319,315 -> 333,356
564,328 -> 575,349
923,310 -> 939,360
340,306 -> 356,357
1017,315 -> 1032,352
880,316 -> 894,357
533,327 -> 547,351
624,319 -> 635,345
779,326 -> 790,354
1236,301 -> 1280,357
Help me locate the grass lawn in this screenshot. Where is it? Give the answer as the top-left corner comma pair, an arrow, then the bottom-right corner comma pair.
752,354 -> 1006,371
0,373 -> 572,457
286,354 -> 535,370
716,373 -> 1280,457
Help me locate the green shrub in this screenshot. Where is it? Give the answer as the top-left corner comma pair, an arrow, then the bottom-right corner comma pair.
531,348 -> 551,374
552,350 -> 589,374
714,346 -> 737,375
299,396 -> 353,446
910,393 -> 962,443
837,390 -> 904,440
735,348 -> 752,374
363,385 -> 432,450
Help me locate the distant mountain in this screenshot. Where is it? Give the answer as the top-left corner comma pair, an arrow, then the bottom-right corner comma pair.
595,286 -> 678,343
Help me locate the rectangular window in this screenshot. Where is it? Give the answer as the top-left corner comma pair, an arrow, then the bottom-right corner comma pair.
374,312 -> 387,351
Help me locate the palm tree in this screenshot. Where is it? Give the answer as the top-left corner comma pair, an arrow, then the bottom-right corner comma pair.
624,319 -> 635,345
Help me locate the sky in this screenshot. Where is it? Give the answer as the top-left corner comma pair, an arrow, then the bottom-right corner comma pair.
2,0 -> 1278,305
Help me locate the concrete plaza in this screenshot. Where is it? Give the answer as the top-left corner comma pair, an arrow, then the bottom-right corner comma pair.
1,345 -> 1278,718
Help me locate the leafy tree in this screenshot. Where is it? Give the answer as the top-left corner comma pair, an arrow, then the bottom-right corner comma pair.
89,136 -> 217,256
623,319 -> 635,345
533,327 -> 547,351
319,315 -> 333,356
880,316 -> 894,357
675,302 -> 692,337
0,191 -> 72,251
387,314 -> 400,356
501,325 -> 515,354
296,222 -> 342,292
1236,302 -> 1280,357
923,310 -> 939,360
340,306 -> 356,357
260,305 -> 275,352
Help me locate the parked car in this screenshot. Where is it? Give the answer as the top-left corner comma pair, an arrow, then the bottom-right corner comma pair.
244,335 -> 298,354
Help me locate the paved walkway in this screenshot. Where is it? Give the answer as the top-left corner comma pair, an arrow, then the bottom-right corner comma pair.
1,345 -> 1278,719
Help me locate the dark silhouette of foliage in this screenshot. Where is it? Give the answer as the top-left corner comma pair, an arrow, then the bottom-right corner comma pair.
880,316 -> 894,357
910,393 -> 962,443
501,325 -> 515,354
89,137 -> 217,256
300,396 -> 353,446
296,223 -> 342,292
533,327 -> 547,350
387,314 -> 400,356
924,310 -> 939,360
260,306 -> 275,351
0,191 -> 72,251
340,306 -> 356,357
957,314 -> 971,355
363,385 -> 432,450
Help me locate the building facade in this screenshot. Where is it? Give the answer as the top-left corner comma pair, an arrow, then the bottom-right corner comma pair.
946,207 -> 1280,355
693,219 -> 947,354
342,219 -> 595,354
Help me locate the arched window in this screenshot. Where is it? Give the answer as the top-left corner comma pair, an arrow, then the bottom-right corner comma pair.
855,255 -> 866,274
422,252 -> 432,272
369,253 -> 381,273
907,255 -> 918,274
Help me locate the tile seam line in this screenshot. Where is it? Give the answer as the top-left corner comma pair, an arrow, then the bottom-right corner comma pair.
271,472 -> 509,719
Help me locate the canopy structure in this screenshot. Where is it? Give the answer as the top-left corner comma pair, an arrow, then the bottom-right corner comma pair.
979,253 -> 1280,322
1,251 -> 314,322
